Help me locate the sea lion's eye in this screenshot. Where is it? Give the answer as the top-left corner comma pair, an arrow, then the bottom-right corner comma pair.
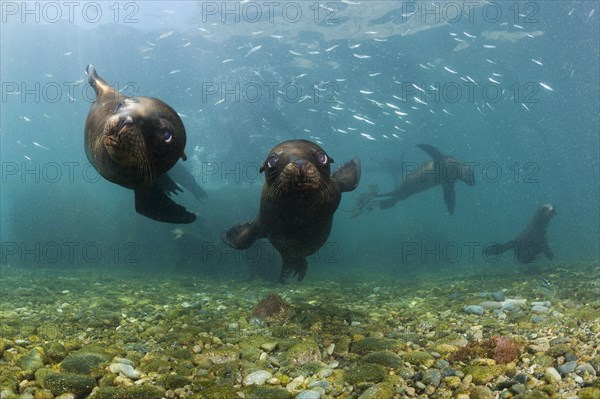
161,130 -> 173,143
316,151 -> 328,165
267,154 -> 278,168
114,103 -> 123,112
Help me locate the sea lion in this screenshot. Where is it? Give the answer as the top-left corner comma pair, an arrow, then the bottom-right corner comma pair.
377,144 -> 475,214
484,203 -> 555,263
84,64 -> 196,223
222,139 -> 361,282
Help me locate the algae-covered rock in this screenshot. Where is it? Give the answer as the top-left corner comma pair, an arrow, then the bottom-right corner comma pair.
61,352 -> 107,374
43,373 -> 96,398
351,338 -> 402,355
358,382 -> 393,399
465,365 -> 504,385
361,351 -> 404,368
33,389 -> 54,399
403,350 -> 435,367
515,388 -> 552,399
578,387 -> 600,399
198,383 -> 240,399
94,385 -> 166,399
469,385 -> 495,399
243,386 -> 292,399
344,363 -> 386,385
164,374 -> 190,390
286,340 -> 321,366
44,342 -> 68,363
18,347 -> 46,372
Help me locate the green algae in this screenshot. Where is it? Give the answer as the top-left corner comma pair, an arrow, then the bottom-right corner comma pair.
351,337 -> 403,355
344,363 -> 386,384
43,373 -> 96,398
361,351 -> 404,368
94,385 -> 166,399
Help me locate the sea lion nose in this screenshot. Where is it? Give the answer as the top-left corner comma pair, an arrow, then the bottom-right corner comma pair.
294,160 -> 306,168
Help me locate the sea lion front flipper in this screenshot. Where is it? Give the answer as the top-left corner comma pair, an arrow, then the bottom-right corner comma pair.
542,241 -> 554,260
484,240 -> 516,256
222,221 -> 264,250
332,158 -> 361,192
442,181 -> 456,215
134,187 -> 196,224
280,256 -> 309,283
168,163 -> 207,201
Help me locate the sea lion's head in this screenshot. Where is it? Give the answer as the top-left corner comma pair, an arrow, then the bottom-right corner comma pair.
260,140 -> 334,198
538,203 -> 556,220
101,97 -> 186,183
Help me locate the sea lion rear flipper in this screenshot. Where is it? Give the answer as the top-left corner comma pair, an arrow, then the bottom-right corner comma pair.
280,256 -> 309,283
332,158 -> 361,192
442,181 -> 456,215
484,240 -> 516,256
168,163 -> 207,201
134,187 -> 196,224
417,144 -> 444,162
222,221 -> 264,250
86,64 -> 114,97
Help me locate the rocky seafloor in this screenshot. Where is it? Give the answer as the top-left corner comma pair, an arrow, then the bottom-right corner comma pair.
0,262 -> 599,399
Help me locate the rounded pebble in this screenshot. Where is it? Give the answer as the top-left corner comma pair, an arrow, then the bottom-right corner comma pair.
295,390 -> 320,399
557,361 -> 578,375
464,305 -> 484,315
545,367 -> 562,383
243,370 -> 272,386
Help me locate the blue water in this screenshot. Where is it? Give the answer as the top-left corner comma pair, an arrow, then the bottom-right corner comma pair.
1,1 -> 598,281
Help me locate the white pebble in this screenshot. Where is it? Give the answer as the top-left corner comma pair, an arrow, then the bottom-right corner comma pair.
243,370 -> 272,386
108,363 -> 140,379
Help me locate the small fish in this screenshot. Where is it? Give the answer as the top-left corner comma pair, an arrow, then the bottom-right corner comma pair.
492,73 -> 502,77
532,58 -> 544,66
214,98 -> 225,105
169,69 -> 181,74
158,31 -> 174,39
369,72 -> 381,77
412,83 -> 426,93
349,43 -> 361,49
296,73 -> 307,78
413,96 -> 428,106
21,116 -> 31,122
463,31 -> 476,38
325,45 -> 339,52
394,110 -> 408,116
419,63 -> 430,70
488,77 -> 500,84
374,38 -> 387,42
245,44 -> 262,57
181,42 -> 191,47
483,44 -> 496,49
44,73 -> 53,78
486,59 -> 497,65
359,90 -> 374,94
361,133 -> 376,140
365,31 -> 378,35
32,141 -> 49,150
353,54 -> 371,59
337,129 -> 348,133
568,8 -> 575,16
270,35 -> 283,39
24,155 -> 32,160
539,82 -> 553,91
288,50 -> 302,56
443,66 -> 458,74
222,59 -> 234,63
521,103 -> 531,112
177,112 -> 187,118
251,31 -> 263,35
63,52 -> 72,56
442,108 -> 454,116
386,102 -> 401,110
513,24 -> 524,29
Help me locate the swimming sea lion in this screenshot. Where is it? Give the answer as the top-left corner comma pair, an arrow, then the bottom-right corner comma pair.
377,144 -> 475,214
222,139 -> 361,282
484,203 -> 555,263
84,64 -> 196,223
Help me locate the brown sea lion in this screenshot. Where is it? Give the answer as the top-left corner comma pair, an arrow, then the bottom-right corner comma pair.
377,144 -> 475,214
222,139 -> 361,282
484,203 -> 555,263
84,64 -> 197,223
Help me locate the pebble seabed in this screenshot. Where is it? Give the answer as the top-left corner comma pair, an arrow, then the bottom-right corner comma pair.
0,262 -> 599,399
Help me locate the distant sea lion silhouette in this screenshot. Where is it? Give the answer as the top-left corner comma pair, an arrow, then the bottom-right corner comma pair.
485,203 -> 556,263
222,139 -> 361,282
84,64 -> 198,223
377,144 -> 475,214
